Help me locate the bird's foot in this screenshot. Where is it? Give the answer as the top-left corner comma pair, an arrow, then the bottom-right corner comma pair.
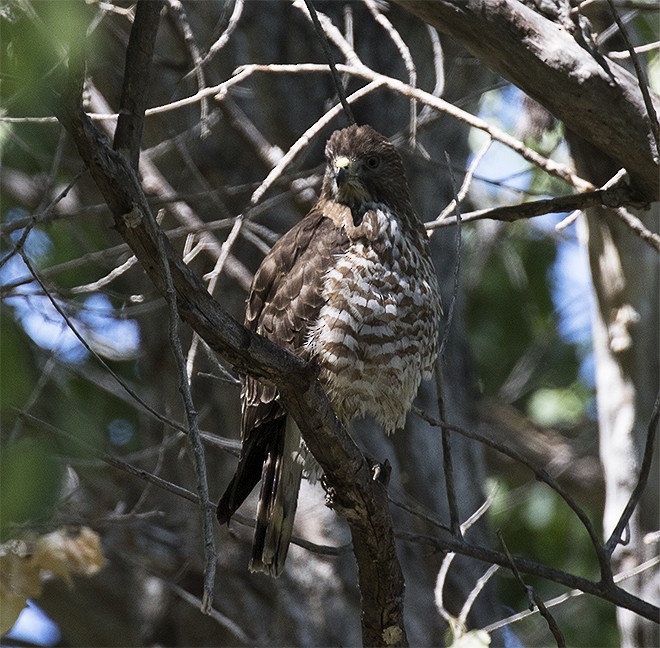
367,457 -> 391,487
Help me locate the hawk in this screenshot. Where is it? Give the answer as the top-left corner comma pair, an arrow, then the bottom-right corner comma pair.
217,124 -> 442,576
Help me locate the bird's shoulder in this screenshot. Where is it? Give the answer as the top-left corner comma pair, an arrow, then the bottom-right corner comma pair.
245,202 -> 350,333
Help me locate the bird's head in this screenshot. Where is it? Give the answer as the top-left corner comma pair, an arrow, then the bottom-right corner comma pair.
321,125 -> 411,213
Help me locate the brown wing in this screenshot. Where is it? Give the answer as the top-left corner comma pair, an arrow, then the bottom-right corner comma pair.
217,206 -> 348,529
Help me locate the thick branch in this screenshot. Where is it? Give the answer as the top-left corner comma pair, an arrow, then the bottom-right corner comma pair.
394,0 -> 660,201
53,83 -> 406,648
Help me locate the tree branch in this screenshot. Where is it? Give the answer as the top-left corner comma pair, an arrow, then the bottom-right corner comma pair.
52,61 -> 407,648
394,0 -> 660,201
113,0 -> 164,169
397,531 -> 658,623
497,530 -> 566,647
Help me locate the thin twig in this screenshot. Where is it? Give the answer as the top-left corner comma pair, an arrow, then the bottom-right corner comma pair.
612,206 -> 660,251
458,564 -> 500,627
169,583 -> 255,644
0,168 -> 87,272
388,493 -> 451,533
303,0 -> 355,125
483,555 -> 660,633
605,390 -> 660,556
497,529 -> 566,647
294,0 -> 363,68
365,0 -> 417,143
203,214 -> 245,283
434,549 -> 457,624
435,152 -> 463,535
154,211 -> 217,613
434,138 -> 492,224
428,186 -> 660,251
249,80 -> 382,204
199,0 -> 244,66
461,483 -> 499,536
439,152 -> 463,360
433,489 -> 499,624
166,0 -> 210,137
418,25 -> 444,123
69,255 -> 138,294
412,408 -> 614,584
13,249 -> 191,436
399,529 -> 658,622
605,0 -> 660,158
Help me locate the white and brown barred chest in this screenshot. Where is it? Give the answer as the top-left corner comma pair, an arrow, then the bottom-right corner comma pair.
305,205 -> 442,434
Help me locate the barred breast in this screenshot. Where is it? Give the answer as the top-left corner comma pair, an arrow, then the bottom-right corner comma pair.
306,203 -> 441,434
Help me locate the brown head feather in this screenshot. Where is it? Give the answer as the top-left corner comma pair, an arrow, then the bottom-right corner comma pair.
321,124 -> 412,219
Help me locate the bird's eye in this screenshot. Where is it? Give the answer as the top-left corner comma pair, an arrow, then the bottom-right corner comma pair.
365,155 -> 380,169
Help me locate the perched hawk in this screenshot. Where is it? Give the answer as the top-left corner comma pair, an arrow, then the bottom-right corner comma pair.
217,124 -> 442,576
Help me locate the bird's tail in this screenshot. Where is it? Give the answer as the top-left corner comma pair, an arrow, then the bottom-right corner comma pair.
249,416 -> 304,577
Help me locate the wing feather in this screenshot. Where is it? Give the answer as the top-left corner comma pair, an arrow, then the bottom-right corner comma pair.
217,208 -> 348,544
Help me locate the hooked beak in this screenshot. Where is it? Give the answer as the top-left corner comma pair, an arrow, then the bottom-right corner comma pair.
330,155 -> 370,206
333,155 -> 352,185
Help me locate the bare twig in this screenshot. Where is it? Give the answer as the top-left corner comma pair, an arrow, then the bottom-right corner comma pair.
418,25 -> 444,123
483,555 -> 660,633
70,255 -> 138,294
293,0 -> 363,68
459,564 -> 500,627
199,0 -> 244,66
249,80 -> 382,204
438,152 -> 462,360
302,0 -> 355,125
156,208 -> 217,612
165,0 -> 210,137
113,0 -> 217,611
169,583 -> 255,644
605,0 -> 660,158
365,0 -> 417,143
412,409 -> 614,584
388,492 -> 451,534
435,152 -> 463,535
605,390 -> 660,556
497,530 -> 566,647
427,185 -> 660,251
13,249 -> 191,436
611,205 -> 660,251
0,167 -> 86,271
434,138 -> 491,225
